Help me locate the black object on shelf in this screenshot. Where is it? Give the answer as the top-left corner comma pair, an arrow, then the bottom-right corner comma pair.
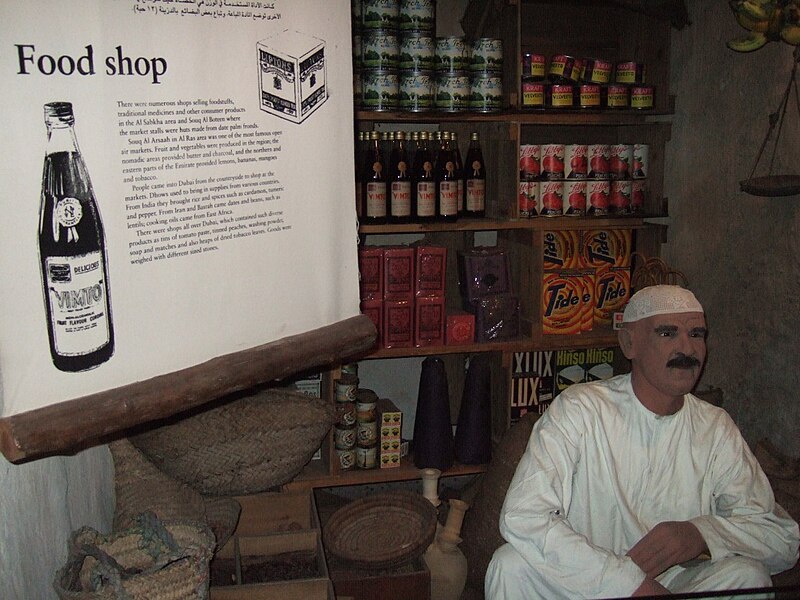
454,354 -> 492,465
413,357 -> 455,470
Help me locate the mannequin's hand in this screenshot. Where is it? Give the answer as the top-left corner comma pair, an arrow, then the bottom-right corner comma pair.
627,521 -> 708,579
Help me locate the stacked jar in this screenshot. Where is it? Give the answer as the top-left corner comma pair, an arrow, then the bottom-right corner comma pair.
355,388 -> 379,469
468,38 -> 503,112
397,0 -> 436,112
521,52 -> 547,109
354,1 -> 437,112
614,61 -> 653,110
434,36 -> 470,112
358,0 -> 401,111
334,373 -> 359,471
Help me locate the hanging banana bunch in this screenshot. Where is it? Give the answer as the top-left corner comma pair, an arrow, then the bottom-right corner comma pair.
727,0 -> 800,51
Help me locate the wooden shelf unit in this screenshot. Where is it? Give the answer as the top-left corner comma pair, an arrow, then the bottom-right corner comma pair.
287,0 -> 676,490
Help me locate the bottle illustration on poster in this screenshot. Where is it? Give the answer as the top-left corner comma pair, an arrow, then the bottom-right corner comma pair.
39,102 -> 114,372
257,29 -> 327,124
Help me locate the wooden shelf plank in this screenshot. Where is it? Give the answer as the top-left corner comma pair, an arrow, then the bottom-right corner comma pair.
284,455 -> 487,491
355,328 -> 622,361
356,109 -> 673,124
359,215 -> 666,235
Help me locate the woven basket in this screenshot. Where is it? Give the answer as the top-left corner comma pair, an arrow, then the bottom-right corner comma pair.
323,491 -> 437,570
130,387 -> 334,496
54,513 -> 214,600
110,438 -> 241,550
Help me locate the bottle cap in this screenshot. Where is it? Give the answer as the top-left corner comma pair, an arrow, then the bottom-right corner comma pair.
44,102 -> 75,124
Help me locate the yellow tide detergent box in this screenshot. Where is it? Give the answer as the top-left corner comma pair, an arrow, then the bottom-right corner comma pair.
580,229 -> 633,269
543,230 -> 582,269
542,270 -> 593,335
554,347 -> 617,394
593,266 -> 631,327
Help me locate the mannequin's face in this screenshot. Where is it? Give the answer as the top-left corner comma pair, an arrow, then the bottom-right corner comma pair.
621,312 -> 707,401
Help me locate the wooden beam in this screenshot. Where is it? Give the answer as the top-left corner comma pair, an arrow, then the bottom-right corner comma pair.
0,314 -> 377,463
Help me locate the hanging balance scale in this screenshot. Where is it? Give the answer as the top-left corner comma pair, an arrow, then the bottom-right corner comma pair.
740,45 -> 800,197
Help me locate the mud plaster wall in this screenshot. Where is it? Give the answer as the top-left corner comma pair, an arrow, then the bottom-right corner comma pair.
666,2 -> 800,456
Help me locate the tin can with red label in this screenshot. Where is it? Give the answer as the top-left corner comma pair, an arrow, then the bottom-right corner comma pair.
615,61 -> 645,85
605,84 -> 629,109
579,84 -> 601,109
522,53 -> 546,80
583,58 -> 613,84
631,179 -> 647,213
519,144 -> 541,179
610,179 -> 632,215
518,179 -> 538,218
630,86 -> 654,110
541,144 -> 565,180
587,180 -> 610,216
546,83 -> 574,109
548,54 -> 583,83
565,144 -> 588,179
522,80 -> 545,109
588,144 -> 611,180
609,144 -> 633,180
632,144 -> 649,179
540,180 -> 564,216
564,180 -> 586,216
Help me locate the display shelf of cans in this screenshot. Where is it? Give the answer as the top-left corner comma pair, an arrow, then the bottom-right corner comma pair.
353,0 -> 504,113
519,142 -> 650,218
520,53 -> 654,112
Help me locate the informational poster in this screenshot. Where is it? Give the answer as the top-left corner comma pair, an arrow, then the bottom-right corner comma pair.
0,0 -> 360,418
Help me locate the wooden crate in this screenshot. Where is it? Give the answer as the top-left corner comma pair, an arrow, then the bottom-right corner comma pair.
329,558 -> 430,600
233,489 -> 320,535
210,489 -> 333,599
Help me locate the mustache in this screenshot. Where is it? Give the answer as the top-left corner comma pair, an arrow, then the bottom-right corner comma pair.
666,354 -> 701,369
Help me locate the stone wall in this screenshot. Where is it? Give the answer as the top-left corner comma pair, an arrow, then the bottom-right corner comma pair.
666,1 -> 800,456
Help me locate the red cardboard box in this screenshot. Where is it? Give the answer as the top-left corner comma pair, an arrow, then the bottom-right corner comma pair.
384,246 -> 415,298
383,297 -> 413,348
358,246 -> 384,299
414,245 -> 447,297
446,311 -> 475,345
360,297 -> 383,348
415,295 -> 445,347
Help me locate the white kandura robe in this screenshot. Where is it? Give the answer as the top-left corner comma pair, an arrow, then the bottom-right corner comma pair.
493,373 -> 799,599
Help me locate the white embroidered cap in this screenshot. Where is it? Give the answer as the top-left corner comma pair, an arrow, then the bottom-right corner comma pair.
622,285 -> 704,323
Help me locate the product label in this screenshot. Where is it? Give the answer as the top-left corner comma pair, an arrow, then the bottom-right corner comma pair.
391,180 -> 411,216
416,181 -> 435,216
366,181 -> 387,217
45,251 -> 110,355
438,180 -> 458,216
466,179 -> 485,211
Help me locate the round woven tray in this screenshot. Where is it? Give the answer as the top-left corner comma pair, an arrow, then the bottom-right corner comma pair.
323,491 -> 437,570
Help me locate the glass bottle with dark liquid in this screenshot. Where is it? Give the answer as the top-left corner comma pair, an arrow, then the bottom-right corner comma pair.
464,132 -> 487,218
39,102 -> 114,372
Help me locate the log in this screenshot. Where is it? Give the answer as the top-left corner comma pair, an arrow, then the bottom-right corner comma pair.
0,314 -> 377,463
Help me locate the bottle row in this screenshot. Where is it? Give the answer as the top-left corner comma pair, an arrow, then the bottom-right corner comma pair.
356,129 -> 487,224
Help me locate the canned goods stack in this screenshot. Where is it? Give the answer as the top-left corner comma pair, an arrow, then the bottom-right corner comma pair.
353,0 -> 436,112
334,373 -> 359,471
355,388 -> 378,469
518,141 -> 648,217
468,38 -> 503,112
520,51 -> 653,111
435,36 -> 504,113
